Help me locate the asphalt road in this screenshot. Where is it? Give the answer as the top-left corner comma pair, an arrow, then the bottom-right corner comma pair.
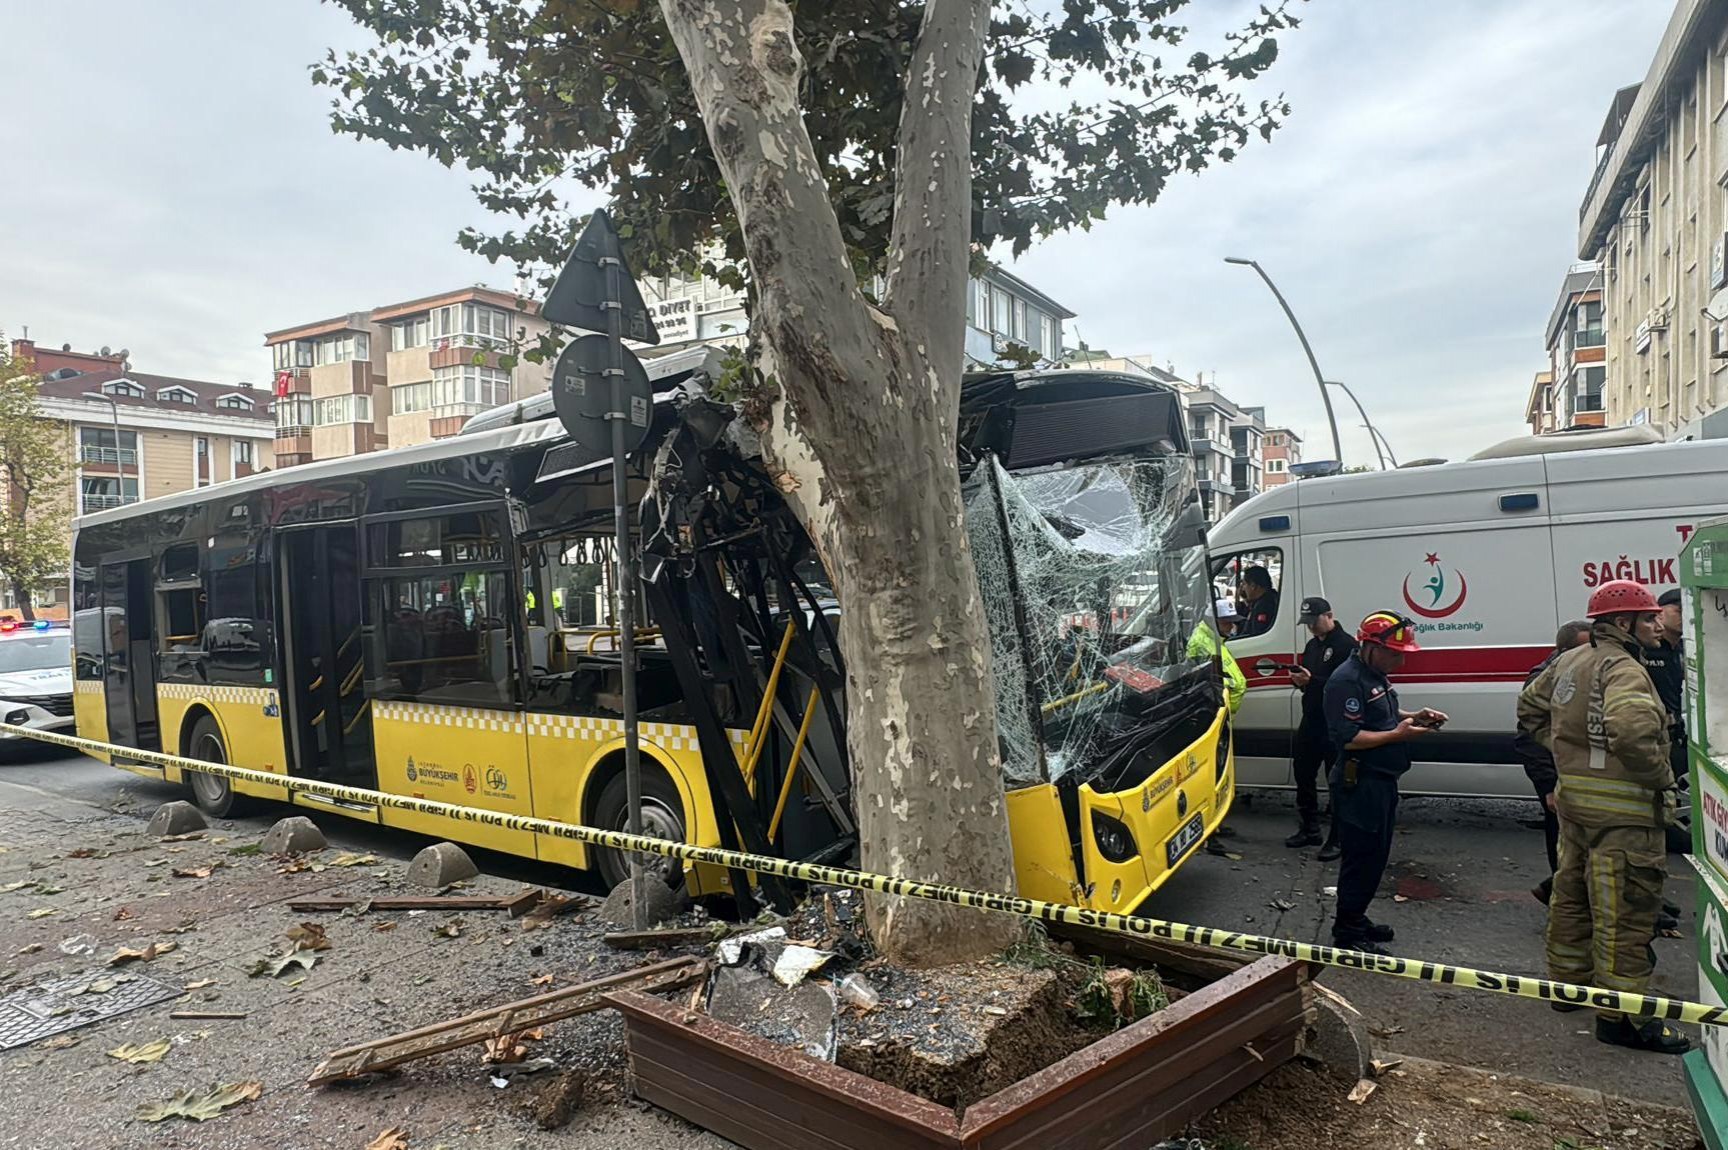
2,741 -> 1701,1109
1144,787 -> 1700,1109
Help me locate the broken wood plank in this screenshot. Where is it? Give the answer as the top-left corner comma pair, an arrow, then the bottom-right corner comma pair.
1053,923 -> 1253,984
288,889 -> 549,917
602,923 -> 729,951
307,956 -> 706,1086
170,1011 -> 248,1020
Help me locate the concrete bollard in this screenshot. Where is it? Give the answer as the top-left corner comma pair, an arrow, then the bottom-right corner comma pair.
408,842 -> 479,889
600,877 -> 686,928
147,801 -> 207,838
260,815 -> 327,855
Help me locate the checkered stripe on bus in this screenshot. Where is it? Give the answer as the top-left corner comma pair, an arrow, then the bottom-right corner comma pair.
74,680 -> 104,696
372,700 -> 525,734
523,713 -> 750,754
157,683 -> 277,707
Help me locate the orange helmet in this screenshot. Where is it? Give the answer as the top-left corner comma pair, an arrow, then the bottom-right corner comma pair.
1586,580 -> 1659,619
1357,610 -> 1420,653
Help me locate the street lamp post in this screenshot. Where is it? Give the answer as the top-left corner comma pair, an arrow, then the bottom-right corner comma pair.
81,392 -> 127,509
1224,257 -> 1344,466
1324,379 -> 1398,470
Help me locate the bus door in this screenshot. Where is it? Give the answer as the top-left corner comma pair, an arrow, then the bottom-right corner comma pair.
278,523 -> 376,788
100,556 -> 161,751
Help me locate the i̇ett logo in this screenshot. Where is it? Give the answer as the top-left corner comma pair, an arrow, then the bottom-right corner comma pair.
463,764 -> 478,794
1401,551 -> 1469,619
485,766 -> 508,793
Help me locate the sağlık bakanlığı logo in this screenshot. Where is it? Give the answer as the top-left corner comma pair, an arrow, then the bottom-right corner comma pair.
1402,551 -> 1469,620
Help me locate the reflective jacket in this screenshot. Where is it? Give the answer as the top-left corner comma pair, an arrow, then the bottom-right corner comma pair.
1516,620 -> 1675,829
1187,625 -> 1246,716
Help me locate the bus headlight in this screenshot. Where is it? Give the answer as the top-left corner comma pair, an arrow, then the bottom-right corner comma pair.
1091,812 -> 1138,863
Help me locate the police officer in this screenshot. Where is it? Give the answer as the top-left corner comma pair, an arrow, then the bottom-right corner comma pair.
1286,596 -> 1356,852
1324,610 -> 1447,955
1514,619 -> 1592,905
1517,580 -> 1688,1055
1234,566 -> 1280,638
1644,588 -> 1688,783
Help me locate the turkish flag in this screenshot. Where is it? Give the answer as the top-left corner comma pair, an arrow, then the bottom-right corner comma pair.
274,370 -> 291,397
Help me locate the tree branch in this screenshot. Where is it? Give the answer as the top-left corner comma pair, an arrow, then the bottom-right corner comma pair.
881,0 -> 989,380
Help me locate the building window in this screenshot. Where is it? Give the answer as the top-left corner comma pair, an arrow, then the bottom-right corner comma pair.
79,475 -> 139,512
233,440 -> 255,469
275,395 -> 315,434
1577,366 -> 1606,413
78,426 -> 138,466
102,379 -> 144,399
394,381 -> 434,414
216,394 -> 255,410
1011,299 -> 1027,342
431,365 -> 510,410
1266,458 -> 1287,473
991,287 -> 1012,336
313,394 -> 374,425
432,302 -> 514,348
156,386 -> 197,404
390,316 -> 431,351
313,332 -> 370,366
271,341 -> 316,370
972,280 -> 989,330
1038,314 -> 1056,360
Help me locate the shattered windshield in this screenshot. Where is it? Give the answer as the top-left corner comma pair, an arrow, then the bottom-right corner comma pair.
965,455 -> 1215,785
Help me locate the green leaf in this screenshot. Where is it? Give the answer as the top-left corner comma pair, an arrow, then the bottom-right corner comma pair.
134,1081 -> 262,1122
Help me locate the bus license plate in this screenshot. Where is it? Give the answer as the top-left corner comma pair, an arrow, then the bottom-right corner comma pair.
1166,814 -> 1205,868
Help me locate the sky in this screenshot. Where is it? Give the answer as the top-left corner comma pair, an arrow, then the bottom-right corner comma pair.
0,1 -> 1672,466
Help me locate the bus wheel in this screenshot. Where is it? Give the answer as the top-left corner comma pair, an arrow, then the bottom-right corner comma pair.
185,716 -> 251,819
592,771 -> 686,892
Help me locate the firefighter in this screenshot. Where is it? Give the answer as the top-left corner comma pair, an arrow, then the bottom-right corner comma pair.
1286,596 -> 1356,853
1323,611 -> 1447,955
1516,580 -> 1689,1055
1515,619 -> 1592,905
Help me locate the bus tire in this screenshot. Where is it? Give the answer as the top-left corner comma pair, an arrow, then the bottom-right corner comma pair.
184,715 -> 252,819
591,769 -> 686,892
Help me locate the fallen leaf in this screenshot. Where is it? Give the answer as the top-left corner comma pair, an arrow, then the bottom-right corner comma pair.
275,857 -> 308,874
32,885 -> 64,896
159,832 -> 206,843
171,867 -> 214,880
184,979 -> 217,991
330,852 -> 381,867
284,922 -> 330,951
108,1039 -> 172,1064
65,848 -> 99,859
483,1033 -> 531,1064
14,942 -> 41,955
163,920 -> 198,934
431,920 -> 462,939
134,1080 -> 261,1122
113,906 -> 136,921
372,921 -> 397,933
248,945 -> 319,979
366,1128 -> 410,1150
84,978 -> 119,994
142,858 -> 167,868
109,942 -> 177,966
1348,1079 -> 1377,1104
1,881 -> 32,892
531,974 -> 554,987
41,1035 -> 80,1050
26,908 -> 56,919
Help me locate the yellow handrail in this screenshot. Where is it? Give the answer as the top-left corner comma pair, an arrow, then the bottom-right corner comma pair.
769,686 -> 821,843
742,622 -> 797,794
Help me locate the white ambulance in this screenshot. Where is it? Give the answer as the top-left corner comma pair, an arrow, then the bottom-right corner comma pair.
1206,426 -> 1728,799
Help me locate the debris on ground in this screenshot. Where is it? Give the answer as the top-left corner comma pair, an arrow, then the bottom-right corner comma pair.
530,1070 -> 587,1130
133,1080 -> 262,1123
365,1128 -> 410,1150
107,1039 -> 171,1064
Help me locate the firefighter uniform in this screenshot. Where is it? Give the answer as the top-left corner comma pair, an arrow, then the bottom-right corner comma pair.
1323,649 -> 1408,946
1517,592 -> 1685,1053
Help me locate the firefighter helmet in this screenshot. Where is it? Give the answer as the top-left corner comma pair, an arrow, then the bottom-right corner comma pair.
1357,610 -> 1421,653
1585,580 -> 1659,619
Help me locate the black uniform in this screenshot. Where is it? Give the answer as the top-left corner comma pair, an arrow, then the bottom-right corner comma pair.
1512,649 -> 1563,882
1294,625 -> 1359,829
1237,589 -> 1281,638
1324,652 -> 1410,942
1641,638 -> 1688,781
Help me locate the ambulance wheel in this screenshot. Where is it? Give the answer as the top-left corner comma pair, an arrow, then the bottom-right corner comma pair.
184,715 -> 252,819
592,770 -> 686,891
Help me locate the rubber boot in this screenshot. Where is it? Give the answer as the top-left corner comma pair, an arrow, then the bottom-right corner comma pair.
1285,821 -> 1323,849
1595,1016 -> 1691,1055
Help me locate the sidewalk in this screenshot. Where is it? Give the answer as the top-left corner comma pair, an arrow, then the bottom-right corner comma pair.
0,780 -> 730,1150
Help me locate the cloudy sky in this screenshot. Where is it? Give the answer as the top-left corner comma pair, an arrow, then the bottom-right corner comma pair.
2,1 -> 1668,465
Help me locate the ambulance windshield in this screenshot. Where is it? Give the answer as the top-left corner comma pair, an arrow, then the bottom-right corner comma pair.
965,454 -> 1216,786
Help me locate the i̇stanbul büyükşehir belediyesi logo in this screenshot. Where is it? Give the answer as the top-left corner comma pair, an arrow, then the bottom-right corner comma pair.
1401,552 -> 1469,619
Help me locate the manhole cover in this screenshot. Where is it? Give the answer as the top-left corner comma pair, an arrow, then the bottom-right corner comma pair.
0,971 -> 180,1050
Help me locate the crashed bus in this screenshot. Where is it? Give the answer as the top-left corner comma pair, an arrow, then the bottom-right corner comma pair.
69,351 -> 1232,915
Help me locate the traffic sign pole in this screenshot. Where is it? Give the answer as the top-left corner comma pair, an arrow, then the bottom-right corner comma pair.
601,252 -> 650,931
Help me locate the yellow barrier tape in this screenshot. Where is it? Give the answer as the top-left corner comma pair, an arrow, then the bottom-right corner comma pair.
15,724 -> 1723,1028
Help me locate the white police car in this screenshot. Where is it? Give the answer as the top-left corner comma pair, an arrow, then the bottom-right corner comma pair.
0,620 -> 75,752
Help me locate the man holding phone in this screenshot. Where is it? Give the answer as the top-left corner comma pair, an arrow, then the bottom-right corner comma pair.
1323,611 -> 1448,955
1286,597 -> 1356,854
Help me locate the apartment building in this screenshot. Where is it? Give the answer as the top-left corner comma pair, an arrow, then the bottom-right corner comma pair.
4,338 -> 274,617
1577,0 -> 1728,438
1185,386 -> 1264,522
1533,264 -> 1606,433
265,287 -> 553,467
1262,427 -> 1301,487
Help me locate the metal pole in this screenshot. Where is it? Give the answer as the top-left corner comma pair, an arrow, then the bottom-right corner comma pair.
602,254 -> 648,929
1224,258 -> 1344,465
82,393 -> 126,505
1324,380 -> 1392,470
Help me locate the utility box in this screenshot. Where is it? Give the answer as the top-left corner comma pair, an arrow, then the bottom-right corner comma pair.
1683,516 -> 1728,1146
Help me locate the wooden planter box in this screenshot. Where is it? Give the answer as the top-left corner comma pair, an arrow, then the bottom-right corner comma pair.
609,955 -> 1311,1150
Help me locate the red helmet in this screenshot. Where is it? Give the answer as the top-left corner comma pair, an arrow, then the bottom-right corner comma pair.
1357,610 -> 1420,653
1586,580 -> 1659,619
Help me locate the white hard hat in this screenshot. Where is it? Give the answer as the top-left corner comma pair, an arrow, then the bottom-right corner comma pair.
1215,599 -> 1242,622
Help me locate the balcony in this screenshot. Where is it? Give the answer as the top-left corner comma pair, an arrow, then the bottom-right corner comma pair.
80,494 -> 137,512
79,445 -> 137,466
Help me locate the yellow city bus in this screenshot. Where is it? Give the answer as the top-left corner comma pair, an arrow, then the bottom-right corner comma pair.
70,356 -> 1232,913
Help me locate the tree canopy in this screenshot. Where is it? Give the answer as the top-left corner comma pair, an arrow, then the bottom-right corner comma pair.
317,0 -> 1299,288
0,341 -> 70,621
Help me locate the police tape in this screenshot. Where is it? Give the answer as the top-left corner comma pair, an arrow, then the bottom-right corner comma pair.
14,723 -> 1723,1027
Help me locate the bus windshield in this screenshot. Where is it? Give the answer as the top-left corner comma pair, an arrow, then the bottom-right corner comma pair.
966,454 -> 1214,785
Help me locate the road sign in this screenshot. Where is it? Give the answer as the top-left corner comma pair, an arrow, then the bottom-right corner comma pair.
542,210 -> 661,345
550,334 -> 654,458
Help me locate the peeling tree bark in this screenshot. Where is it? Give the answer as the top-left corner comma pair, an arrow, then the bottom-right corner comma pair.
658,0 -> 1020,964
